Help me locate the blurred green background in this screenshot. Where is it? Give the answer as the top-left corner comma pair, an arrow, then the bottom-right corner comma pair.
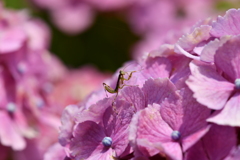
4,0 -> 140,72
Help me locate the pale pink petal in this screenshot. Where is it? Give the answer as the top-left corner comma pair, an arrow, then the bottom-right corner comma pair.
51,4 -> 94,34
200,36 -> 230,63
43,143 -> 68,160
0,27 -> 26,53
211,9 -> 240,37
0,112 -> 26,150
141,57 -> 172,80
59,104 -> 79,146
186,61 -> 234,110
207,93 -> 240,127
214,35 -> 240,81
177,25 -> 212,51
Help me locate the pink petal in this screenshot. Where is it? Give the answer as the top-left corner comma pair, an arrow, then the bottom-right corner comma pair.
142,78 -> 178,105
70,121 -> 106,159
186,61 -> 234,110
200,36 -> 230,63
177,25 -> 212,51
120,86 -> 146,110
76,98 -> 112,124
210,9 -> 240,37
43,143 -> 67,160
0,27 -> 26,53
141,57 -> 172,79
214,35 -> 240,81
186,124 -> 236,160
207,93 -> 240,127
103,100 -> 134,156
59,104 -> 79,146
51,4 -> 94,34
0,112 -> 26,150
130,107 -> 174,157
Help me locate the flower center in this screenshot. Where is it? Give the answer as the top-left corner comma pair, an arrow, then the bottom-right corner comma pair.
17,62 -> 27,74
102,137 -> 112,147
7,102 -> 16,113
234,79 -> 240,89
171,130 -> 181,141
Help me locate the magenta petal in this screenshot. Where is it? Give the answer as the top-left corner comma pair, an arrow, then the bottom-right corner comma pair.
0,112 -> 26,150
142,78 -> 178,105
70,121 -> 106,159
210,9 -> 240,37
207,93 -> 240,127
186,124 -> 236,160
186,61 -> 234,110
215,35 -> 240,81
181,125 -> 210,151
120,86 -> 146,110
225,146 -> 240,160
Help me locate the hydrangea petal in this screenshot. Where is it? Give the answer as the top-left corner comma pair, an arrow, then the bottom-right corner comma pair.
103,100 -> 135,156
129,106 -> 175,157
141,57 -> 172,79
225,146 -> 240,160
120,86 -> 146,110
0,112 -> 26,150
76,98 -> 112,124
160,88 -> 210,138
142,78 -> 178,105
59,104 -> 79,146
177,25 -> 212,51
0,27 -> 26,53
214,35 -> 240,81
70,121 -> 106,159
169,55 -> 191,85
211,9 -> 240,37
43,143 -> 67,160
207,92 -> 240,127
186,124 -> 237,160
200,36 -> 230,63
186,61 -> 234,110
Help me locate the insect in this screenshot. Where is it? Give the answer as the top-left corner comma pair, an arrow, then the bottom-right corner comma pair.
103,69 -> 137,104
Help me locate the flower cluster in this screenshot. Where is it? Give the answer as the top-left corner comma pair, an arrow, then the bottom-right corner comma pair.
58,8 -> 240,160
0,3 -> 109,160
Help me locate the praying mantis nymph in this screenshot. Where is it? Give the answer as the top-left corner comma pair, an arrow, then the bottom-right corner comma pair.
103,69 -> 137,104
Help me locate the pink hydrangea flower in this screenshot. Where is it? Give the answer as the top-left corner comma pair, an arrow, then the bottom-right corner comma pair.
187,35 -> 240,127
0,3 -> 66,157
